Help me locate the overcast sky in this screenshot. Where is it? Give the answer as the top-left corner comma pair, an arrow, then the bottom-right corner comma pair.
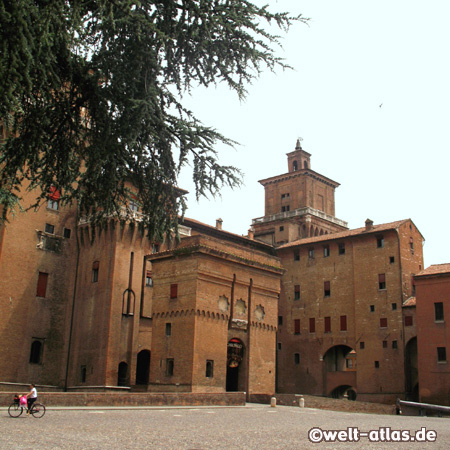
178,0 -> 450,267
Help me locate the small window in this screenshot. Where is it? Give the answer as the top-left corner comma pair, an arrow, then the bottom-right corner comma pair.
410,238 -> 414,253
323,245 -> 330,257
279,226 -> 284,232
380,318 -> 388,328
63,228 -> 71,239
206,360 -> 214,378
390,256 -> 395,264
92,261 -> 99,283
281,194 -> 285,199
437,347 -> 447,362
340,315 -> 347,331
392,340 -> 398,349
435,302 -> 444,322
277,343 -> 282,351
404,316 -> 413,327
36,272 -> 48,297
382,340 -> 388,348
81,365 -> 87,383
45,223 -> 55,234
48,199 -> 59,211
294,250 -> 300,261
338,243 -> 345,255
324,281 -> 331,297
129,200 -> 139,212
294,285 -> 300,301
165,323 -> 172,336
166,358 -> 174,376
170,283 -> 178,299
360,341 -> 365,349
324,316 -> 331,333
152,244 -> 160,254
374,361 -> 380,368
278,316 -> 283,326
145,271 -> 153,287
281,206 -> 286,213
48,187 -> 60,210
392,303 -> 397,311
309,318 -> 315,333
294,353 -> 300,365
308,248 -> 315,259
294,319 -> 300,335
378,273 -> 386,290
376,235 -> 384,248
29,339 -> 44,364
370,305 -> 375,312
346,359 -> 353,369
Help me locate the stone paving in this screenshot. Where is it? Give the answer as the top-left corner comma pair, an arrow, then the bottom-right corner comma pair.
1,403 -> 450,449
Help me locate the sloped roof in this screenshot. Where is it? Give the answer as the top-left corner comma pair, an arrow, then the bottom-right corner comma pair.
403,296 -> 416,307
415,264 -> 450,278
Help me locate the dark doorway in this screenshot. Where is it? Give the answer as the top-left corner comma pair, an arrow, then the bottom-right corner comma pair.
136,350 -> 150,385
405,337 -> 419,401
117,361 -> 128,386
226,338 -> 244,392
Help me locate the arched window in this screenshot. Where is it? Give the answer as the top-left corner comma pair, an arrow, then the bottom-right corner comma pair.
29,340 -> 43,364
206,360 -> 214,378
92,261 -> 99,283
304,161 -> 309,169
293,161 -> 298,171
118,362 -> 128,386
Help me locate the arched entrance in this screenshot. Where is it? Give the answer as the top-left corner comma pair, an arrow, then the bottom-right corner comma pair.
405,337 -> 418,401
226,338 -> 244,392
323,345 -> 357,397
117,361 -> 128,386
136,350 -> 151,385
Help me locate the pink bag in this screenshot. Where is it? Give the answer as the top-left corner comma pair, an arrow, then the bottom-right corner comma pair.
19,395 -> 27,406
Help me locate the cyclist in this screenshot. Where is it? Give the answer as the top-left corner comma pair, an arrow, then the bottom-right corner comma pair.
25,384 -> 37,415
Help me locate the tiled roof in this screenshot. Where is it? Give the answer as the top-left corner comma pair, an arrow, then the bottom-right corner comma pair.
403,296 -> 416,307
277,219 -> 412,249
415,264 -> 450,278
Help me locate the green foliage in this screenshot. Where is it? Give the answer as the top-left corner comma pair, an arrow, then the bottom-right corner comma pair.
0,0 -> 304,241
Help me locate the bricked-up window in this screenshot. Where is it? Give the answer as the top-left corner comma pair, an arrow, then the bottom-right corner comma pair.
170,283 -> 178,299
92,261 -> 99,283
309,318 -> 316,333
323,245 -> 330,257
145,271 -> 153,287
376,235 -> 384,248
437,347 -> 447,363
166,358 -> 174,376
338,243 -> 345,255
324,281 -> 331,297
404,316 -> 413,327
392,340 -> 398,349
380,318 -> 388,328
340,315 -> 347,331
294,319 -> 300,335
435,302 -> 444,321
383,340 -> 388,348
294,250 -> 300,261
308,248 -> 315,259
294,353 -> 300,365
360,341 -> 365,349
324,316 -> 331,333
165,323 -> 172,336
294,284 -> 300,300
29,339 -> 44,364
206,360 -> 214,378
378,273 -> 386,290
36,272 -> 49,297
45,223 -> 55,234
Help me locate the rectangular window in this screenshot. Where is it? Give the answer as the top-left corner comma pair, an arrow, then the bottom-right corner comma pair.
382,340 -> 388,348
360,341 -> 365,349
308,248 -> 315,259
338,243 -> 345,255
323,245 -> 330,257
166,358 -> 174,376
294,250 -> 300,261
374,361 -> 380,368
170,283 -> 178,299
404,315 -> 413,327
294,319 -> 300,335
278,316 -> 283,326
392,303 -> 397,311
437,347 -> 447,362
376,235 -> 384,248
392,340 -> 398,349
309,318 -> 315,333
378,273 -> 386,290
279,226 -> 284,231
165,323 -> 172,336
294,284 -> 300,301
370,305 -> 375,312
81,365 -> 87,383
206,360 -> 214,377
277,343 -> 282,351
340,315 -> 347,331
29,339 -> 44,364
36,272 -> 48,297
380,318 -> 388,328
48,199 -> 59,211
152,244 -> 160,254
390,256 -> 395,264
294,353 -> 300,365
63,228 -> 71,239
145,271 -> 153,287
435,302 -> 444,322
324,316 -> 331,333
324,281 -> 331,297
45,223 -> 55,234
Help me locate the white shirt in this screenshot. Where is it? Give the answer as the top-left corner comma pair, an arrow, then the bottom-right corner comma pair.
29,388 -> 37,399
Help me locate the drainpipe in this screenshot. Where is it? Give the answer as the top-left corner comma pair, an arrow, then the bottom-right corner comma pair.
246,278 -> 253,402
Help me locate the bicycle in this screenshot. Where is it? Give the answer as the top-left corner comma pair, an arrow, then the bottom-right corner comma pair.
8,396 -> 46,418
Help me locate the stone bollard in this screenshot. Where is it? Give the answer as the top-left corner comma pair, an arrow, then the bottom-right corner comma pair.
270,397 -> 277,407
299,395 -> 305,408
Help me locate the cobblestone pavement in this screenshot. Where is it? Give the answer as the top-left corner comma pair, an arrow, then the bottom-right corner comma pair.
1,404 -> 450,450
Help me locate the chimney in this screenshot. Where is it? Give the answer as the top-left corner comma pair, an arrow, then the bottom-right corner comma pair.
365,218 -> 374,231
248,228 -> 254,240
216,218 -> 223,230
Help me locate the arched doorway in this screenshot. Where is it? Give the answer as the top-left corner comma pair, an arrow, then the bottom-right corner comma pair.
136,350 -> 151,385
117,361 -> 128,386
323,345 -> 356,397
405,337 -> 418,401
226,338 -> 244,392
